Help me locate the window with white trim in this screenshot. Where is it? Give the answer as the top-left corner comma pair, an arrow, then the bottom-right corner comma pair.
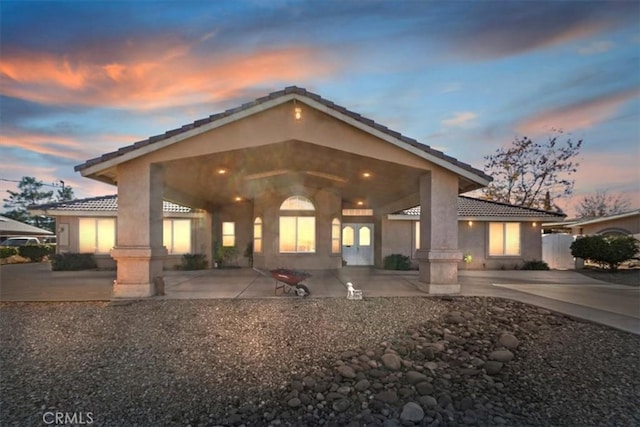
489,222 -> 521,256
163,219 -> 191,254
279,196 -> 316,253
253,217 -> 262,253
222,221 -> 235,247
79,218 -> 115,254
331,218 -> 341,253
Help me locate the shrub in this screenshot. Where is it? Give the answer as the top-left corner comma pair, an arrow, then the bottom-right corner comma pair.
0,247 -> 18,259
522,259 -> 550,270
18,244 -> 54,262
383,253 -> 411,270
51,253 -> 97,271
181,253 -> 208,270
571,235 -> 639,271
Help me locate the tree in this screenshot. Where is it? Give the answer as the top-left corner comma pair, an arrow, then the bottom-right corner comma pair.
575,189 -> 631,218
482,135 -> 582,210
571,235 -> 639,270
2,177 -> 74,231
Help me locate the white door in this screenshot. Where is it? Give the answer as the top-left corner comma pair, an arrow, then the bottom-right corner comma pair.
342,224 -> 374,266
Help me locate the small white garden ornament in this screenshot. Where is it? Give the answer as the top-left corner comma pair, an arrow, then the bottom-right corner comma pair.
346,282 -> 363,300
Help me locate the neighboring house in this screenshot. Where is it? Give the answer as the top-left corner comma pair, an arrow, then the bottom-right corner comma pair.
64,86 -> 494,297
31,194 -> 565,271
545,209 -> 640,238
30,196 -> 205,269
385,196 -> 565,269
0,215 -> 53,241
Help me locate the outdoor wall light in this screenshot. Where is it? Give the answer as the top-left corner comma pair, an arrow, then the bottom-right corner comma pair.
294,107 -> 302,120
234,196 -> 242,202
532,222 -> 537,227
468,221 -> 473,227
217,168 -> 227,175
362,172 -> 372,178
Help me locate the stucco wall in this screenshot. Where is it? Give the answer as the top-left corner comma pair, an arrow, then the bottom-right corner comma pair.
252,187 -> 343,270
383,219 -> 544,270
575,215 -> 640,236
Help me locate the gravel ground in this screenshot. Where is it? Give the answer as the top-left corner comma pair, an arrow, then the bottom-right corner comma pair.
1,297 -> 638,426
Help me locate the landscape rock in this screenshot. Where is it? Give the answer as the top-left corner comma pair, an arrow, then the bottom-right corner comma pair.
400,402 -> 424,422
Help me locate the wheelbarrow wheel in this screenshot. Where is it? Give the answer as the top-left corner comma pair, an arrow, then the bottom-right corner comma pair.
295,284 -> 310,297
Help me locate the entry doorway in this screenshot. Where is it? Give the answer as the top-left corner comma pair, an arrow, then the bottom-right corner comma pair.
342,223 -> 374,266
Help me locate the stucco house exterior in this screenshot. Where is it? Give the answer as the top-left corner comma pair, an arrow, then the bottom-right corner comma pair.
545,209 -> 640,238
386,196 -> 565,270
31,194 -> 565,273
54,86 -> 499,297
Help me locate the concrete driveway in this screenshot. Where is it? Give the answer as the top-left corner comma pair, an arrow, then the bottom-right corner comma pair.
1,262 -> 638,334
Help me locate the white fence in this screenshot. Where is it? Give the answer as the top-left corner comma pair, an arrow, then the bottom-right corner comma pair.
542,234 -> 576,270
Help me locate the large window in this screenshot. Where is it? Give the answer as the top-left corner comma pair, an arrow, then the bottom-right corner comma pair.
222,222 -> 235,247
279,196 -> 316,253
489,222 -> 521,256
163,219 -> 191,254
79,218 -> 115,254
331,218 -> 341,253
253,217 -> 262,253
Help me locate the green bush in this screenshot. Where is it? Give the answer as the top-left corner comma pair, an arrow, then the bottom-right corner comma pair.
51,253 -> 98,271
0,247 -> 19,259
18,244 -> 54,262
383,253 -> 411,270
522,259 -> 550,270
571,235 -> 639,271
181,253 -> 208,270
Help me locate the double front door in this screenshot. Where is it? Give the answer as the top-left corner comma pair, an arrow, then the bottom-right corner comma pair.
342,223 -> 374,266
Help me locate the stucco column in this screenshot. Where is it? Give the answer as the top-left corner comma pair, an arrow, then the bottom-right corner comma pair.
415,171 -> 462,294
111,162 -> 167,298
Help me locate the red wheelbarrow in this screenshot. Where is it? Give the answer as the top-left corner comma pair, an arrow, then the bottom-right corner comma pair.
253,267 -> 311,297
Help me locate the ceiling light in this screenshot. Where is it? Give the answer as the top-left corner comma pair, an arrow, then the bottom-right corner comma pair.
234,196 -> 242,202
357,201 -> 364,206
217,168 -> 227,175
362,172 -> 371,178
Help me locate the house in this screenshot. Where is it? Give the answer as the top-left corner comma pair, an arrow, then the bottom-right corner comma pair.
31,194 -> 565,272
386,196 -> 565,269
64,86 -> 495,297
29,195 -> 204,269
0,215 -> 53,241
545,209 -> 640,238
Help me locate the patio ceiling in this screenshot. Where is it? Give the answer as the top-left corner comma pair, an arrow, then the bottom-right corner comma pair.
161,140 -> 424,211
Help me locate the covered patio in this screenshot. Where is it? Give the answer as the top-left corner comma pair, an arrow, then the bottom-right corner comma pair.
75,87 -> 491,298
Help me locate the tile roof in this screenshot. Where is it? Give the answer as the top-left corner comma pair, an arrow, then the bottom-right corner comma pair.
29,195 -> 192,213
397,196 -> 565,219
75,86 -> 491,183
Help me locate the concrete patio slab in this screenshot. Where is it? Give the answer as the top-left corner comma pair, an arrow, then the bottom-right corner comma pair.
1,262 -> 638,334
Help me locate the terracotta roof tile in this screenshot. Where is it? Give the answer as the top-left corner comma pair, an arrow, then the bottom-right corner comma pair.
29,195 -> 192,213
397,196 -> 565,219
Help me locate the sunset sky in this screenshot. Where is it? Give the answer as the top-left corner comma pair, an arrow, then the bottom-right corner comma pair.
1,1 -> 638,216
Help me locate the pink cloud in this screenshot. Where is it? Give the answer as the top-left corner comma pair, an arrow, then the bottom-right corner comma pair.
0,43 -> 337,110
517,88 -> 640,135
556,151 -> 640,216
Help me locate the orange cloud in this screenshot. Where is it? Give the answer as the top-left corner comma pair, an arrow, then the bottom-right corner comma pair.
517,88 -> 640,135
1,129 -> 143,161
0,44 -> 337,111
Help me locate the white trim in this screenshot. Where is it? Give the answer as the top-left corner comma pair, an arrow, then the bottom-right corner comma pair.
387,214 -> 562,222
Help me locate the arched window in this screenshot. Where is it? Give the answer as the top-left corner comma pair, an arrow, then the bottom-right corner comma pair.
331,218 -> 341,253
280,195 -> 315,211
279,196 -> 315,253
253,217 -> 262,253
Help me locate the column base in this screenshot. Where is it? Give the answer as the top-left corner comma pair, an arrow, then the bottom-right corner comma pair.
111,246 -> 167,298
416,249 -> 462,295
